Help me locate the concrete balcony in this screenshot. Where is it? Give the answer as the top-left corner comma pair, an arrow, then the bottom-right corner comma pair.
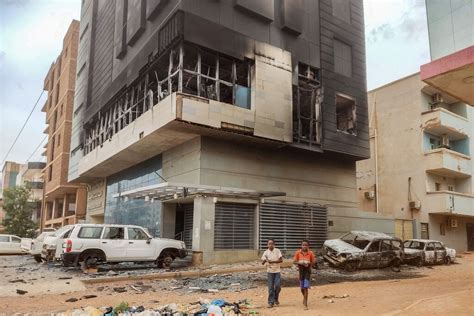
425,148 -> 471,178
425,191 -> 474,217
77,91 -> 292,180
421,107 -> 469,140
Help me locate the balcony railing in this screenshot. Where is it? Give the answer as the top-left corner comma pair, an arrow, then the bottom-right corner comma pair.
425,148 -> 471,178
425,191 -> 474,217
421,107 -> 469,140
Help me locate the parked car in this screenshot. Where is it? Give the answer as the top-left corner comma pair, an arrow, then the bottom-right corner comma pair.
29,231 -> 56,262
42,225 -> 74,262
323,231 -> 404,272
20,237 -> 33,253
403,239 -> 456,266
61,224 -> 187,268
0,234 -> 27,255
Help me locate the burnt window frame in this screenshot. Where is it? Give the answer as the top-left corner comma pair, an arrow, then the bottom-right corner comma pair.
335,93 -> 357,136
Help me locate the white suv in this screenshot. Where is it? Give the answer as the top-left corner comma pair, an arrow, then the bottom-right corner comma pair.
61,224 -> 187,268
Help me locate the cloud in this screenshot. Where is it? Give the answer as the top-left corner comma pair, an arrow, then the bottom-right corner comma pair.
367,23 -> 396,43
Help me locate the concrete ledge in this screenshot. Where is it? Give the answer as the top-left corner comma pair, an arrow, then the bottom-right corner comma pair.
81,260 -> 293,284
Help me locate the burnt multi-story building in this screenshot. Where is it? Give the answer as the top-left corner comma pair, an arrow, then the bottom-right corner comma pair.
69,0 -> 379,264
41,20 -> 87,230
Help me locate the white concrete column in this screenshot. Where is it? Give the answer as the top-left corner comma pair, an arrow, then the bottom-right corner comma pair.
192,196 -> 215,253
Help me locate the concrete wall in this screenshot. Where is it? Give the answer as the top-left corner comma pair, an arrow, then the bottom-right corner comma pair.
426,0 -> 474,60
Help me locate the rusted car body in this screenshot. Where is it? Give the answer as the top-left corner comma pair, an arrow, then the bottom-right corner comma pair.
403,239 -> 456,266
323,231 -> 403,272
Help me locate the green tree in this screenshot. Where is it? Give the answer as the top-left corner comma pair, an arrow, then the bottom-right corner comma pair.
2,185 -> 37,238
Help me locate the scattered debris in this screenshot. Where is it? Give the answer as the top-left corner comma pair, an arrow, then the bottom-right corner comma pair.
322,294 -> 350,299
16,289 -> 28,295
83,294 -> 98,299
58,276 -> 72,280
9,279 -> 26,283
113,287 -> 127,293
65,297 -> 78,302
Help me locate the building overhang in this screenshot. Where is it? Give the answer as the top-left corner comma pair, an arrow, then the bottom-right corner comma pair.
113,182 -> 286,202
420,46 -> 474,106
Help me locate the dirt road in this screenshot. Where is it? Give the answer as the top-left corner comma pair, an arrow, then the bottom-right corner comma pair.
0,254 -> 473,315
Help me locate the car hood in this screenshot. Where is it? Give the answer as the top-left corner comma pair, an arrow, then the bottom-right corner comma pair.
324,239 -> 364,254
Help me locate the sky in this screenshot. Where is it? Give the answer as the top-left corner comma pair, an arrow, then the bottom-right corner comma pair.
0,0 -> 430,169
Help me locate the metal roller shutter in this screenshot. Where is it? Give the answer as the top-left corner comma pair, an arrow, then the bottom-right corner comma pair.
259,202 -> 327,250
214,202 -> 255,250
182,204 -> 194,249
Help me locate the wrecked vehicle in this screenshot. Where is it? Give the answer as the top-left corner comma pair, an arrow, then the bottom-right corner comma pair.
61,224 -> 187,268
42,225 -> 74,262
403,239 -> 456,266
323,231 -> 403,272
30,231 -> 56,262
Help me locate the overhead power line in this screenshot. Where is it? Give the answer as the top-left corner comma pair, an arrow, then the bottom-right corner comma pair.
26,136 -> 47,162
1,90 -> 45,166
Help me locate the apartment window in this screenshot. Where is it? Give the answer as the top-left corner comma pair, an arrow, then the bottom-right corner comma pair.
435,183 -> 441,191
448,185 -> 454,192
55,81 -> 60,105
336,94 -> 356,135
421,223 -> 429,239
430,137 -> 441,150
334,39 -> 352,77
440,223 -> 446,236
48,165 -> 53,182
50,135 -> 55,161
60,104 -> 64,117
57,134 -> 61,147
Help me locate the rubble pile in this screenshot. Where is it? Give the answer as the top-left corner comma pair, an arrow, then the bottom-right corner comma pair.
71,298 -> 258,316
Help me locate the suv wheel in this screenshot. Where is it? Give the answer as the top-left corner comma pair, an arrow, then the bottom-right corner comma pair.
156,253 -> 174,269
80,251 -> 105,269
415,257 -> 423,267
33,254 -> 42,263
390,258 -> 401,272
444,256 -> 452,265
344,261 -> 358,272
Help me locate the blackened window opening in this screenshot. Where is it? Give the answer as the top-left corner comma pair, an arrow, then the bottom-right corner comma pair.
293,63 -> 322,146
335,94 -> 356,135
83,41 -> 252,155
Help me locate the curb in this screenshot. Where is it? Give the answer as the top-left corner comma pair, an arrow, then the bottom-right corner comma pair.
81,261 -> 293,284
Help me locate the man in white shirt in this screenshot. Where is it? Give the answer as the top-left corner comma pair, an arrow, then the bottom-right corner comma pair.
261,239 -> 283,308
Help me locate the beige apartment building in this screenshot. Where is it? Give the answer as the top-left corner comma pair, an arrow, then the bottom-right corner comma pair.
357,73 -> 474,251
41,20 -> 87,229
16,162 -> 46,223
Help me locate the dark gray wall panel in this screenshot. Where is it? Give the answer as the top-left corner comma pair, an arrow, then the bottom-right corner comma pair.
114,0 -> 127,59
281,0 -> 303,35
147,0 -> 168,20
235,0 -> 275,22
127,0 -> 146,46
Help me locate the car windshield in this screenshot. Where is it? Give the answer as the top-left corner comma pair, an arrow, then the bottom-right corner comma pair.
340,232 -> 371,250
404,240 -> 425,250
52,225 -> 72,237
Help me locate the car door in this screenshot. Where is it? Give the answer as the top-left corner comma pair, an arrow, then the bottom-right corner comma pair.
101,226 -> 128,261
424,242 -> 436,264
0,236 -> 11,253
434,242 -> 446,264
126,227 -> 154,261
379,239 -> 396,267
363,241 -> 381,268
11,236 -> 22,254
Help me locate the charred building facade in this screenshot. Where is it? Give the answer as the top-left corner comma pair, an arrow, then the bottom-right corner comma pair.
69,0 -> 377,264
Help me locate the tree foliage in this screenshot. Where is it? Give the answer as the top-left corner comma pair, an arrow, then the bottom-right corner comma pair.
2,185 -> 37,238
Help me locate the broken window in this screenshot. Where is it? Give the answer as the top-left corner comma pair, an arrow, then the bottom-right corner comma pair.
380,240 -> 392,251
293,62 -> 322,146
103,227 -> 124,240
421,222 -> 430,239
335,93 -> 356,135
367,241 -> 380,252
83,42 -> 252,154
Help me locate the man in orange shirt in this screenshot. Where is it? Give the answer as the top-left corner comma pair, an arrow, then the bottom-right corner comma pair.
293,239 -> 316,310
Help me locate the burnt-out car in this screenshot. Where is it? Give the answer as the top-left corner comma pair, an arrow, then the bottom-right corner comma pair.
403,239 -> 456,266
323,231 -> 403,272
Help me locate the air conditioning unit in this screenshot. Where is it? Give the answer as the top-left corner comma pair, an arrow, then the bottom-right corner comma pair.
440,135 -> 450,149
449,218 -> 458,228
409,200 -> 421,210
364,191 -> 375,200
432,93 -> 443,104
